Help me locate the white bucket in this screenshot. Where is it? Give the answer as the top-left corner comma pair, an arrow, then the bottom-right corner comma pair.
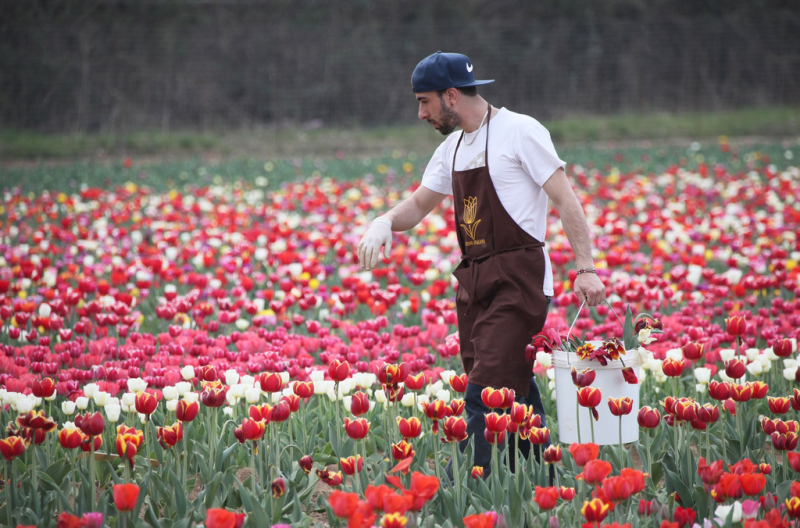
553,342 -> 641,446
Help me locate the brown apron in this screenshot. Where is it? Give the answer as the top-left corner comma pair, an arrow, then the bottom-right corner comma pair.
451,104 -> 549,398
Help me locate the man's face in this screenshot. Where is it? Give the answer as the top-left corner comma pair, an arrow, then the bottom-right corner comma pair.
416,90 -> 460,136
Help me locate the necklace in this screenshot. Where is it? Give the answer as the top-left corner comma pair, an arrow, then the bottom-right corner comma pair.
462,109 -> 489,147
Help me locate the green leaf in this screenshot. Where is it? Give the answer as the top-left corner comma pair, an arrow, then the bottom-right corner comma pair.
171,468 -> 189,519
623,305 -> 636,350
235,479 -> 271,526
203,471 -> 224,509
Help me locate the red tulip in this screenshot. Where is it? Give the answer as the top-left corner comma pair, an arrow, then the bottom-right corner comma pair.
543,445 -> 562,464
621,468 -> 646,494
135,392 -> 158,416
58,427 -> 83,450
577,387 -> 602,408
205,508 -> 245,528
340,455 -> 363,475
259,372 -> 283,393
350,392 -> 370,416
601,475 -> 634,502
447,399 -> 466,417
697,403 -> 719,424
378,363 -> 409,385
560,486 -> 576,501
682,342 -> 704,361
0,436 -> 26,461
662,358 -> 684,377
328,359 -> 351,382
481,387 -> 514,409
528,427 -> 551,445
17,410 -> 57,432
621,367 -> 639,384
508,402 -> 530,425
769,396 -> 791,414
568,443 -> 600,466
176,400 -> 200,422
293,381 -> 315,398
404,373 -> 426,391
533,485 -> 559,511
116,426 -> 144,464
708,380 -> 732,401
713,473 -> 743,501
571,367 -> 596,388
789,452 -> 800,473
674,399 -> 699,422
343,417 -> 370,440
673,506 -> 697,528
740,473 -> 766,495
608,396 -> 634,416
786,497 -> 800,519
697,457 -> 724,485
200,382 -> 227,408
725,359 -> 747,379
442,416 -> 468,443
750,381 -> 769,399
271,477 -> 286,498
113,483 -> 140,512
328,490 -> 359,518
483,428 -> 505,445
725,315 -> 746,337
730,383 -> 753,402
577,459 -> 612,484
395,416 -> 422,439
31,377 -> 56,398
391,440 -> 415,462
299,455 -> 314,474
771,431 -> 798,451
581,498 -> 611,523
484,412 -> 510,434
75,412 -> 105,436
239,418 -> 266,441
773,338 -> 794,358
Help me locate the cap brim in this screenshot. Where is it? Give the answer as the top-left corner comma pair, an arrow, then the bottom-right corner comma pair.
455,79 -> 494,88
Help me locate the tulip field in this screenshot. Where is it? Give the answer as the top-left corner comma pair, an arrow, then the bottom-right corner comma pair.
2,138 -> 800,528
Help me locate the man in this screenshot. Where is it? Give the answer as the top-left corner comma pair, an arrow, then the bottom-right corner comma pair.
357,51 -> 605,473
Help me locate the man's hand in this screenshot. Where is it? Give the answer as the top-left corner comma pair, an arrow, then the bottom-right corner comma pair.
574,273 -> 606,306
358,218 -> 392,269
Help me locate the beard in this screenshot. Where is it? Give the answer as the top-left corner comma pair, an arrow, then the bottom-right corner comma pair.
430,96 -> 461,135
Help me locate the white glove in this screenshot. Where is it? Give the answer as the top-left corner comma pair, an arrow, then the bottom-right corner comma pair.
358,217 -> 393,270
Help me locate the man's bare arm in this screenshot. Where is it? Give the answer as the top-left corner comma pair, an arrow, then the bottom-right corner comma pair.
543,168 -> 606,305
383,186 -> 448,231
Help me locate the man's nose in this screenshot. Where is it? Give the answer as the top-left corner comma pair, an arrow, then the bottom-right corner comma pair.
418,105 -> 428,121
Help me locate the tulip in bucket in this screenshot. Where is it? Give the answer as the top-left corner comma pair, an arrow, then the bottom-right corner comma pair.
551,302 -> 646,446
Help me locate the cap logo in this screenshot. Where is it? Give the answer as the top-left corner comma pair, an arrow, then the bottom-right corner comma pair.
466,63 -> 474,73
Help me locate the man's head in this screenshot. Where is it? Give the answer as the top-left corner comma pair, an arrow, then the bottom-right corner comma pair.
412,52 -> 493,135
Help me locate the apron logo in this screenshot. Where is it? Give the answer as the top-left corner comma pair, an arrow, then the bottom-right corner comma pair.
460,196 -> 482,241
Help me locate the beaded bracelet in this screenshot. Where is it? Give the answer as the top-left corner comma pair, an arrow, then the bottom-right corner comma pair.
576,268 -> 596,275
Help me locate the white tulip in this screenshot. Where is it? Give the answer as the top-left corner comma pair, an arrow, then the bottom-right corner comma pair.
314,380 -> 334,395
439,370 -> 456,386
717,371 -> 737,384
16,396 -> 35,414
104,403 -> 121,423
62,400 -> 76,415
546,368 -> 555,381
374,389 -> 387,404
235,319 -> 250,331
93,391 -> 111,407
694,367 -> 711,384
401,393 -> 416,407
121,392 -> 137,407
83,383 -> 99,399
245,387 -> 262,404
719,349 -> 736,363
665,348 -> 683,362
745,348 -> 760,362
162,386 -> 179,401
696,383 -> 706,393
75,396 -> 89,410
435,390 -> 451,403
425,380 -> 444,398
416,394 -> 430,412
127,378 -> 147,393
784,366 -> 799,381
175,381 -> 192,396
715,501 -> 742,523
224,369 -> 240,387
309,370 -> 325,382
183,392 -> 200,404
535,351 -> 552,368
746,361 -> 763,376
280,372 -> 290,385
181,365 -> 195,381
271,392 -> 282,403
138,413 -> 148,424
353,372 -> 376,389
223,406 -> 233,417
240,375 -> 256,389
784,359 -> 797,369
166,400 -> 178,412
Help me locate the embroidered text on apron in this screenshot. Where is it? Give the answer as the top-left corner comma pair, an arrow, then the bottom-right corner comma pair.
451,104 -> 549,397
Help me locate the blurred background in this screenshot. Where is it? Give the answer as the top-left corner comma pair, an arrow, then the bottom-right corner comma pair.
1,0 -> 799,160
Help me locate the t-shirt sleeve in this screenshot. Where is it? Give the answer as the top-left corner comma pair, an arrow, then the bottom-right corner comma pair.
420,140 -> 453,195
516,120 -> 566,187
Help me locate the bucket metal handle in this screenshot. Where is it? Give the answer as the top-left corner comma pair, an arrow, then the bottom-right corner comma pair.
565,299 -> 625,366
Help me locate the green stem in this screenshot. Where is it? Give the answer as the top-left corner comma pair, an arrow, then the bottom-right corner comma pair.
433,430 -> 442,485
589,407 -> 596,445
735,402 -> 743,456
451,441 -> 461,514
576,396 -> 582,444
361,439 -> 368,496
705,423 -> 711,461
89,439 -> 96,513
6,461 -> 13,528
618,416 -> 623,458
30,441 -> 39,513
720,415 -> 727,464
182,432 -> 189,487
251,442 -> 258,495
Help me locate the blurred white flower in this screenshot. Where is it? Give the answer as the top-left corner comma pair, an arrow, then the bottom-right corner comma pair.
127,378 -> 148,393
375,390 -> 387,404
435,390 -> 451,403
235,319 -> 250,331
745,348 -> 760,362
165,400 -> 178,412
75,396 -> 89,410
245,387 -> 262,404
224,369 -> 240,387
83,383 -> 99,399
439,370 -> 456,386
121,392 -> 136,408
535,351 -> 552,369
62,400 -> 76,415
719,349 -> 736,363
162,386 -> 179,401
183,392 -> 200,404
746,361 -> 763,376
93,391 -> 111,407
181,366 -> 195,381
309,370 -> 325,382
637,328 -> 656,345
665,348 -> 683,362
401,393 -> 416,407
694,367 -> 711,384
104,403 -> 121,423
785,366 -> 799,381
175,382 -> 192,396
16,395 -> 35,414
715,501 -> 742,524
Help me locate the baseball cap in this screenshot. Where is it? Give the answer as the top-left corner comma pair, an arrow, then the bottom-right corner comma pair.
411,51 -> 495,93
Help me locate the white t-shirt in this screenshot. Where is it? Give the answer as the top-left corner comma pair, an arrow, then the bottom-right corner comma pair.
421,107 -> 565,296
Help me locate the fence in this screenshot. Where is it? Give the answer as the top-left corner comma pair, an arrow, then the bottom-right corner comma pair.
2,2 -> 799,133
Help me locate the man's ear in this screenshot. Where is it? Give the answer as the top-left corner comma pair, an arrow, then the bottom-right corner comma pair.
445,87 -> 459,106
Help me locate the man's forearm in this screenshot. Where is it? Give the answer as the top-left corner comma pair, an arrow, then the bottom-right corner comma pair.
381,187 -> 447,232
556,196 -> 596,269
